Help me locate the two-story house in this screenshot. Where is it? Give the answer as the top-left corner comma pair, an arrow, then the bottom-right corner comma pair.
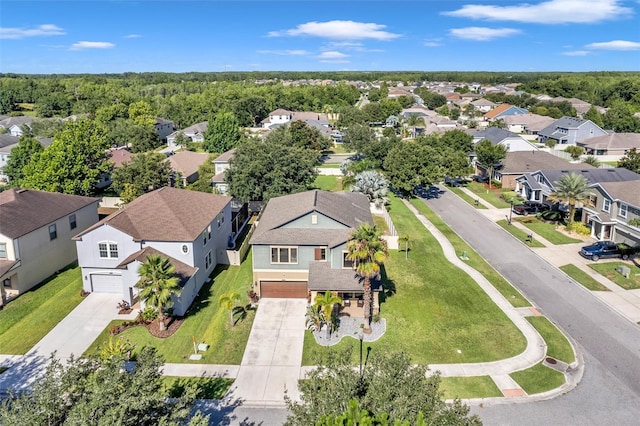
537,116 -> 608,146
0,189 -> 99,305
166,121 -> 208,149
582,181 -> 640,245
250,190 -> 378,317
155,118 -> 175,142
0,116 -> 33,137
73,187 -> 232,316
211,149 -> 235,195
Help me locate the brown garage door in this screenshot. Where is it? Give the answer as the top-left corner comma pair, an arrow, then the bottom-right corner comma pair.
260,281 -> 308,298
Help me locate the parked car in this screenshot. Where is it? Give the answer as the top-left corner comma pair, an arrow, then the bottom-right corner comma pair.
512,201 -> 551,215
579,241 -> 639,261
471,174 -> 489,183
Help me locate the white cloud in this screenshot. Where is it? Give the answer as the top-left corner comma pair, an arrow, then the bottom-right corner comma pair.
449,27 -> 521,41
585,40 -> 640,50
562,50 -> 591,56
70,41 -> 115,50
124,34 -> 142,39
322,41 -> 383,53
443,0 -> 631,24
0,24 -> 65,39
317,51 -> 349,59
424,38 -> 443,47
257,49 -> 310,56
268,20 -> 400,40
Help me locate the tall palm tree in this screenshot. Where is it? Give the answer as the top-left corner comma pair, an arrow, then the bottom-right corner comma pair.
219,292 -> 241,327
135,255 -> 181,331
314,291 -> 343,337
547,172 -> 592,225
346,224 -> 388,332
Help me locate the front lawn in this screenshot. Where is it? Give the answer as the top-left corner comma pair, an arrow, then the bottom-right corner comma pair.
515,218 -> 581,245
510,362 -> 565,395
588,262 -> 640,290
439,376 -> 502,399
303,196 -> 527,365
464,182 -> 511,208
526,317 -> 575,364
497,220 -> 545,247
0,264 -> 84,354
449,187 -> 488,209
559,264 -> 610,292
161,376 -> 233,399
313,175 -> 343,192
86,253 -> 256,364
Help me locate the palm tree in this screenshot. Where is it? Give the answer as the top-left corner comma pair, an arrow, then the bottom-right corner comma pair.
547,172 -> 592,225
219,292 -> 241,327
135,255 -> 181,331
399,234 -> 411,260
346,224 -> 388,332
314,291 -> 342,337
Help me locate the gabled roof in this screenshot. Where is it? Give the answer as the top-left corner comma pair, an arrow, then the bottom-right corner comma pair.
484,104 -> 528,120
0,188 -> 99,239
270,108 -> 293,116
108,148 -> 133,168
537,168 -> 640,187
75,187 -> 231,242
167,151 -> 209,177
577,133 -> 640,150
502,113 -> 555,131
596,181 -> 640,209
499,151 -> 593,174
214,149 -> 236,163
250,190 -> 372,247
0,134 -> 19,149
472,127 -> 521,144
116,246 -> 197,288
471,99 -> 497,107
539,116 -> 591,136
0,116 -> 33,129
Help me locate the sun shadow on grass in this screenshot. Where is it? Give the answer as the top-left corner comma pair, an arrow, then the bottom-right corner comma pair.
182,264 -> 231,319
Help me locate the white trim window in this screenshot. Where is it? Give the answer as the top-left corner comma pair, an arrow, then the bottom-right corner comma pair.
98,241 -> 118,259
603,199 -> 611,213
69,214 -> 77,230
270,246 -> 298,264
48,224 -> 57,240
0,242 -> 7,259
618,203 -> 628,219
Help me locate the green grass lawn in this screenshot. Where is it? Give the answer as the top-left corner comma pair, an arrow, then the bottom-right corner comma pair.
464,182 -> 511,208
510,362 -> 565,395
449,187 -> 488,209
515,218 -> 581,245
161,376 -> 233,399
559,264 -> 610,291
497,220 -> 545,247
526,317 -> 575,364
303,196 -> 527,366
0,264 -> 84,354
86,253 -> 256,364
313,175 -> 343,192
318,163 -> 342,169
588,262 -> 640,290
411,200 -> 530,308
439,376 -> 502,399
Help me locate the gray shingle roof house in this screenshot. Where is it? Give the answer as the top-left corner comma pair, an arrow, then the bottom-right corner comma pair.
577,133 -> 640,157
166,121 -> 208,149
494,151 -> 592,189
537,116 -> 608,145
0,189 -> 99,304
73,187 -> 233,315
250,190 -> 379,317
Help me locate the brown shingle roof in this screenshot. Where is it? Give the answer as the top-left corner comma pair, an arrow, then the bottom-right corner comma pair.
0,188 -> 98,239
500,151 -> 593,174
167,151 -> 209,177
214,149 -> 236,163
75,187 -> 230,242
116,246 -> 197,288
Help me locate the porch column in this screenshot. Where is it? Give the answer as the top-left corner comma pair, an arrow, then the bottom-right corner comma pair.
590,221 -> 596,239
599,224 -> 604,240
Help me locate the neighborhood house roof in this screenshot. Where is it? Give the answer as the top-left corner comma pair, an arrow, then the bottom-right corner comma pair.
499,151 -> 593,174
214,149 -> 236,163
502,114 -> 556,131
533,168 -> 640,188
117,246 -> 197,288
484,104 -> 528,120
167,151 -> 209,177
472,127 -> 521,144
308,262 -> 381,292
75,187 -> 231,242
0,188 -> 99,239
250,190 -> 372,247
578,133 -> 640,151
597,181 -> 640,208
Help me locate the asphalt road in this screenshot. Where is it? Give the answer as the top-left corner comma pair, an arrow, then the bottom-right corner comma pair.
422,190 -> 640,425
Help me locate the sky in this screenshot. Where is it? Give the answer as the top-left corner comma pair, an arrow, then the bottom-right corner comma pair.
1,0 -> 639,74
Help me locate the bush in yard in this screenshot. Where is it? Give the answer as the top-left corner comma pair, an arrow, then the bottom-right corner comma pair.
491,179 -> 502,188
140,306 -> 159,323
566,221 -> 591,236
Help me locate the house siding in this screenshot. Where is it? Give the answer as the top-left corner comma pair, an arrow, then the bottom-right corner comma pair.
283,211 -> 348,229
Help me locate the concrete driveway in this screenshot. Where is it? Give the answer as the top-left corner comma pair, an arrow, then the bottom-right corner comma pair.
229,298 -> 307,406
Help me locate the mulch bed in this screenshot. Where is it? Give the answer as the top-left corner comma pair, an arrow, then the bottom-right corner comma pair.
145,317 -> 185,338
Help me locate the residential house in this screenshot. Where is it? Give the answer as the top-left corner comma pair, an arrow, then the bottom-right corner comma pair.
582,181 -> 640,244
211,149 -> 235,195
0,189 -> 99,305
483,104 -> 528,123
73,187 -> 233,315
537,116 -> 608,146
166,121 -> 208,149
155,118 -> 175,142
577,133 -> 640,158
249,190 -> 379,317
260,109 -> 329,129
166,151 -> 209,186
471,127 -> 538,152
0,116 -> 34,137
494,151 -> 593,190
502,114 -> 556,135
107,147 -> 133,169
470,99 -> 498,113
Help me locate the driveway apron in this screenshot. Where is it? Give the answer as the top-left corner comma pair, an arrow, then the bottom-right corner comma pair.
230,298 -> 307,406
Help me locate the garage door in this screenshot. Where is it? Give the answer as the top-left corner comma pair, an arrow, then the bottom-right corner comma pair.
260,281 -> 308,298
90,274 -> 121,293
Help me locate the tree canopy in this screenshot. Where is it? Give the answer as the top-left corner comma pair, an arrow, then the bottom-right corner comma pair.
203,111 -> 242,153
3,136 -> 43,184
474,139 -> 507,189
617,148 -> 640,174
266,120 -> 332,151
110,152 -> 171,202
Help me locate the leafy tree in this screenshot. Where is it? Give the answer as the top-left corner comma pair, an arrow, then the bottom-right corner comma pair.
564,145 -> 583,160
233,95 -> 269,127
21,118 -> 111,195
3,136 -> 43,184
266,120 -> 331,151
108,119 -> 161,152
489,118 -> 506,129
0,347 -> 208,425
173,132 -> 190,150
383,141 -> 442,194
335,106 -> 368,128
545,138 -> 558,149
219,292 -> 241,328
314,291 -> 342,337
285,348 -> 481,426
396,95 -> 414,109
0,90 -> 17,114
352,171 -> 389,208
203,111 -> 242,153
189,154 -> 217,193
362,136 -> 395,170
111,152 -> 171,201
583,106 -> 604,127
603,100 -> 640,132
547,172 -> 592,225
95,103 -> 129,123
35,93 -> 71,117
413,88 -> 446,110
346,224 -> 388,331
474,139 -> 507,189
226,139 -> 318,202
618,148 -> 640,173
342,123 -> 375,154
128,100 -> 156,126
135,255 -> 181,331
440,129 -> 473,153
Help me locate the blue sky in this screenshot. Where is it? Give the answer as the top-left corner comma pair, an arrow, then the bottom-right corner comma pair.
1,0 -> 639,74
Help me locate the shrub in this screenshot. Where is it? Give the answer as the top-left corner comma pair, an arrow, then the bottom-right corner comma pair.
538,210 -> 566,223
566,221 -> 590,236
372,313 -> 381,323
139,307 -> 159,323
491,179 -> 502,188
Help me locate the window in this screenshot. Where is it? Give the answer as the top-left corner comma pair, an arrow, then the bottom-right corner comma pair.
314,247 -> 327,261
203,230 -> 207,245
98,242 -> 118,259
49,224 -> 57,240
589,194 -> 598,207
603,199 -> 611,213
181,244 -> 189,254
619,204 -> 628,218
343,252 -> 354,269
205,250 -> 212,269
270,246 -> 298,264
0,243 -> 7,259
69,214 -> 77,230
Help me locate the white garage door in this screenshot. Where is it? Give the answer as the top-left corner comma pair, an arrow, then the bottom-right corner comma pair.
90,274 -> 121,293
